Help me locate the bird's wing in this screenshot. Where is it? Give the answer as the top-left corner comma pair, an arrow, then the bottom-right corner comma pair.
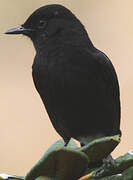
58,46 -> 121,136
32,46 -> 121,139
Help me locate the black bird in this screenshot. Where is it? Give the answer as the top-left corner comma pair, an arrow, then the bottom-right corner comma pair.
5,4 -> 121,150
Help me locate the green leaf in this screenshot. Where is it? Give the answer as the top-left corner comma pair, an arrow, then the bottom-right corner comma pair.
79,135 -> 120,164
91,151 -> 133,178
25,139 -> 88,180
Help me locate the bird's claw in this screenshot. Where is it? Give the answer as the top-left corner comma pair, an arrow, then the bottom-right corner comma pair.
94,155 -> 117,177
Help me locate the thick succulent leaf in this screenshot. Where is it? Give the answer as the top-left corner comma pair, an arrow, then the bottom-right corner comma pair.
91,166 -> 133,180
79,150 -> 133,179
79,135 -> 120,164
25,139 -> 88,180
4,136 -> 133,180
91,150 -> 133,178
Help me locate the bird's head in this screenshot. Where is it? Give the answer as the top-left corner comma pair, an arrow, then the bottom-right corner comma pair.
5,4 -> 93,52
5,4 -> 84,41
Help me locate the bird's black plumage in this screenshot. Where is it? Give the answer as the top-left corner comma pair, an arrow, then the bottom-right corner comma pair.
5,4 -> 121,146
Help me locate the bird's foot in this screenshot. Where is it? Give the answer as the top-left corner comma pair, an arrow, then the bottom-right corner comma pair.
102,154 -> 116,167
94,155 -> 116,177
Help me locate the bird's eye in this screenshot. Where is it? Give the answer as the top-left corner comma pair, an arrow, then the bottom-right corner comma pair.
38,20 -> 47,28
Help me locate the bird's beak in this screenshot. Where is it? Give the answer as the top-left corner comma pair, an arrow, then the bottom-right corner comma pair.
5,26 -> 31,35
